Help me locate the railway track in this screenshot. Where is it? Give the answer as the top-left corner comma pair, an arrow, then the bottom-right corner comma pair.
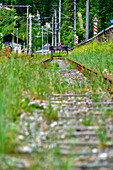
2,58 -> 112,169
41,58 -> 113,169
43,56 -> 113,97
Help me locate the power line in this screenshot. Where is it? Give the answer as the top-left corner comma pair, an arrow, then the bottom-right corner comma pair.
61,0 -> 68,5
0,5 -> 30,8
61,12 -> 74,21
0,16 -> 27,18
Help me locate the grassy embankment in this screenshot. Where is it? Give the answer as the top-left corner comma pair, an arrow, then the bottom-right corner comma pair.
69,39 -> 113,74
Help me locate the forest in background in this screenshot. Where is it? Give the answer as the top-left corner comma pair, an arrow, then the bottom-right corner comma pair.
0,0 -> 113,49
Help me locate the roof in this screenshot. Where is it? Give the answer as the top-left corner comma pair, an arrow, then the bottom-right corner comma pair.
1,32 -> 24,43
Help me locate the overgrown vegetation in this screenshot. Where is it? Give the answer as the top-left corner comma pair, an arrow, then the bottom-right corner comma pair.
0,0 -> 113,48
0,38 -> 113,168
69,39 -> 113,74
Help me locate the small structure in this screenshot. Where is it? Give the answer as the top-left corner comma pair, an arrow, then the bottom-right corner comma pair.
0,3 -> 2,9
43,43 -> 50,50
0,32 -> 24,53
49,46 -> 69,56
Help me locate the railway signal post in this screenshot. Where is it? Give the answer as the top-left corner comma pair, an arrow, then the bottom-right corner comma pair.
15,21 -> 20,44
92,15 -> 99,35
15,21 -> 21,53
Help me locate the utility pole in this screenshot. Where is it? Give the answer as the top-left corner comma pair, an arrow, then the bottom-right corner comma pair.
54,7 -> 57,46
27,6 -> 29,54
16,28 -> 18,44
46,23 -> 51,50
46,23 -> 49,50
85,0 -> 89,41
52,17 -> 54,46
33,30 -> 34,51
59,0 -> 61,46
24,42 -> 25,53
16,27 -> 18,53
74,0 -> 76,46
42,26 -> 44,55
29,14 -> 32,54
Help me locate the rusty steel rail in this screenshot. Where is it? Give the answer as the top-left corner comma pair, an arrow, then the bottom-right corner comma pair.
42,58 -> 53,67
67,58 -> 113,86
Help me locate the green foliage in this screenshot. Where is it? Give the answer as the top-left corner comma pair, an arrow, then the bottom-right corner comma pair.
0,7 -> 17,35
69,39 -> 113,73
96,117 -> 107,147
68,40 -> 113,93
43,102 -> 59,123
82,113 -> 93,126
20,95 -> 44,113
61,0 -> 113,46
0,0 -> 113,49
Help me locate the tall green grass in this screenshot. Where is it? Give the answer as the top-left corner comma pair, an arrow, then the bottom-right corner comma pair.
68,39 -> 113,93
0,54 -> 51,153
0,51 -> 90,154
69,39 -> 113,73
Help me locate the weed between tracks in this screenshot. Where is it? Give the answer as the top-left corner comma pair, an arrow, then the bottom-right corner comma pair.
0,54 -> 50,151
0,46 -> 113,169
0,53 -> 77,151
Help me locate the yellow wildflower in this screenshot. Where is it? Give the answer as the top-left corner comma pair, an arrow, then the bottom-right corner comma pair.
13,68 -> 16,71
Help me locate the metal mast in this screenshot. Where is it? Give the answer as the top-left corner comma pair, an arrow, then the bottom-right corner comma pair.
29,14 -> 32,54
74,0 -> 76,45
27,6 -> 29,53
85,0 -> 89,41
47,24 -> 49,50
16,28 -> 18,45
42,26 -> 44,55
52,17 -> 54,46
54,7 -> 57,46
59,0 -> 61,46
